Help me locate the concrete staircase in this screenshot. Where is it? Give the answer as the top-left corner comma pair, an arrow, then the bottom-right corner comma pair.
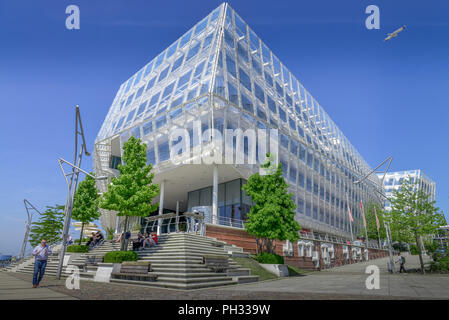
5,241 -> 131,279
5,234 -> 259,289
109,233 -> 259,289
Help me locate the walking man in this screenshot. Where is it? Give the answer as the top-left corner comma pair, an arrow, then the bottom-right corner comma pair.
32,238 -> 52,288
396,252 -> 406,273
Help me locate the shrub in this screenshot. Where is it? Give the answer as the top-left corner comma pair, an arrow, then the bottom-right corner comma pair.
66,245 -> 89,253
409,245 -> 419,255
103,251 -> 138,263
430,256 -> 449,272
425,242 -> 438,254
256,252 -> 284,264
107,234 -> 114,241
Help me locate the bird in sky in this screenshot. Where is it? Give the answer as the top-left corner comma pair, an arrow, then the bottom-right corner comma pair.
384,25 -> 406,42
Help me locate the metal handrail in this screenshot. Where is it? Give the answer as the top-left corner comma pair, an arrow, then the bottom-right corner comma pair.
143,211 -> 205,235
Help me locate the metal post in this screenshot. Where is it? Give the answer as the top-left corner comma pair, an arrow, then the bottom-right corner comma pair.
57,152 -> 83,279
346,194 -> 354,242
377,228 -> 382,250
176,201 -> 179,232
56,106 -> 91,279
385,222 -> 394,272
20,200 -> 41,260
157,180 -> 165,236
212,165 -> 218,225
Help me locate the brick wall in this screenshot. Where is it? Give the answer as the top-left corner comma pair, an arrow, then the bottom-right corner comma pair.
206,224 -> 390,271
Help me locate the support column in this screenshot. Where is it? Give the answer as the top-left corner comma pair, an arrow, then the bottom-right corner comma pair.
115,214 -> 119,234
157,180 -> 165,236
212,165 -> 218,225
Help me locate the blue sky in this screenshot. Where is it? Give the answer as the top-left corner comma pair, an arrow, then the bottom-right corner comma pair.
0,0 -> 448,255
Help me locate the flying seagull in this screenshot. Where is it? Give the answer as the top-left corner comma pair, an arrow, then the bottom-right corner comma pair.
384,25 -> 406,42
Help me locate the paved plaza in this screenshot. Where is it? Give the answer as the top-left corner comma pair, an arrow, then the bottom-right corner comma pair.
219,254 -> 449,299
0,271 -> 76,300
1,253 -> 448,300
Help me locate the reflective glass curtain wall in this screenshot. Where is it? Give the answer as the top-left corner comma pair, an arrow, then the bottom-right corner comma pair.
94,3 -> 383,238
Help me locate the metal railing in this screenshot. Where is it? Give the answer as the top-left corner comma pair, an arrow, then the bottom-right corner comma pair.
215,216 -> 246,229
297,230 -> 385,249
143,212 -> 206,235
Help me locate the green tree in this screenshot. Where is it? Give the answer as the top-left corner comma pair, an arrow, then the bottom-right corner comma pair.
99,136 -> 160,251
389,177 -> 445,273
72,174 -> 101,245
242,154 -> 301,254
29,205 -> 65,247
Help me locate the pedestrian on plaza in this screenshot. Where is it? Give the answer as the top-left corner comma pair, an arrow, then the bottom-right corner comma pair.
66,234 -> 74,245
396,252 -> 407,273
121,230 -> 131,250
32,238 -> 52,288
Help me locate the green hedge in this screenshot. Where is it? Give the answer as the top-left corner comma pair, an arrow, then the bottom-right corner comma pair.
103,251 -> 138,263
256,252 -> 284,264
430,256 -> 449,272
66,245 -> 89,253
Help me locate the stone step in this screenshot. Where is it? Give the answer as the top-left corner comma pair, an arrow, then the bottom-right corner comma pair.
137,258 -> 239,267
148,263 -> 220,269
155,275 -> 231,284
226,268 -> 251,276
135,242 -> 226,250
233,275 -> 260,284
136,243 -> 228,250
229,252 -> 251,258
109,278 -> 237,290
138,256 -> 204,262
150,267 -> 220,273
137,249 -> 229,257
153,272 -> 228,278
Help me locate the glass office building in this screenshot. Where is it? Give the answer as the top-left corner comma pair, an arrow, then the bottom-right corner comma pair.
94,3 -> 383,238
378,170 -> 436,212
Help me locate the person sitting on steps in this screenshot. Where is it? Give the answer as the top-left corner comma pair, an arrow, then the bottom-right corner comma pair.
142,232 -> 155,248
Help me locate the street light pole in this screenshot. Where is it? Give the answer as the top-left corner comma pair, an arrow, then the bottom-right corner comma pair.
56,158 -> 107,279
56,105 -> 105,280
353,156 -> 395,272
20,200 -> 41,260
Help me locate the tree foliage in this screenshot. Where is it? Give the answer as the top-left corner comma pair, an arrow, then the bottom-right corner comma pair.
29,205 -> 65,247
72,173 -> 101,244
358,202 -> 387,240
99,136 -> 159,250
389,176 -> 445,272
242,154 -> 301,254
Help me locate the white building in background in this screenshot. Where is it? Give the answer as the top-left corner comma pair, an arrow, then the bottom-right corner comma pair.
378,169 -> 436,211
93,3 -> 384,239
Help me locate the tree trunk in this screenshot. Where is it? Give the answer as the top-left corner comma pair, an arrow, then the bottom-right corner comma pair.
79,222 -> 84,245
415,231 -> 425,274
121,216 -> 129,251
